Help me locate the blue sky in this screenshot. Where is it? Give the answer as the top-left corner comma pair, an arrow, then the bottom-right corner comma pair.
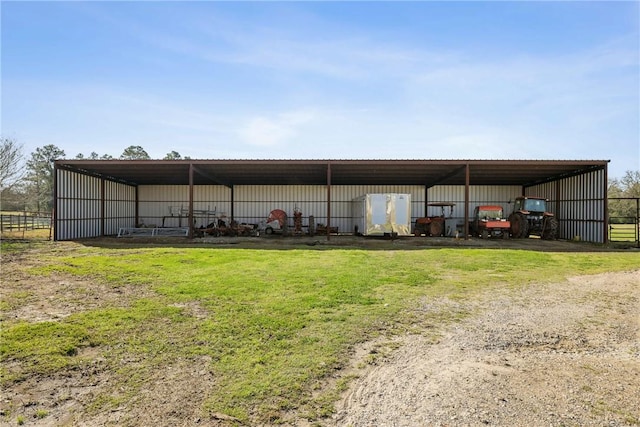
2,1 -> 638,178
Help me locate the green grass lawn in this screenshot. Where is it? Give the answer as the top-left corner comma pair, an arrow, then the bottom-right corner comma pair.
1,242 -> 639,424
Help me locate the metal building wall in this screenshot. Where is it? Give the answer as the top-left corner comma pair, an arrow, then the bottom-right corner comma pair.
526,168 -> 606,243
56,169 -> 100,240
137,185 -> 231,228
55,168 -> 136,240
104,181 -> 136,235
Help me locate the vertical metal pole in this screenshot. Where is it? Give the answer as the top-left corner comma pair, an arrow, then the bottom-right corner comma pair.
555,179 -> 561,239
424,185 -> 428,217
230,185 -> 235,223
101,178 -> 106,237
603,165 -> 609,244
53,162 -> 58,241
327,161 -> 331,241
135,185 -> 139,228
464,163 -> 470,240
189,163 -> 194,239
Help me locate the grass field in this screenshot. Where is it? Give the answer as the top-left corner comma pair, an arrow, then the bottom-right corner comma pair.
1,240 -> 639,425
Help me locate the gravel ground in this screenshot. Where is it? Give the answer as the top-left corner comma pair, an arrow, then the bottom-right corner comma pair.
330,270 -> 640,427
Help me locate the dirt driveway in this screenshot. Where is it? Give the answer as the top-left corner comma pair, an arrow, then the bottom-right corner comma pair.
330,269 -> 640,427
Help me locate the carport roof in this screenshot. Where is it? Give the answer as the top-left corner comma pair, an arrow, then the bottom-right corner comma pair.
55,159 -> 609,187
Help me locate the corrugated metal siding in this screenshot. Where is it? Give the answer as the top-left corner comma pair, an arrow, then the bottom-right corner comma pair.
56,169 -> 102,240
234,185 -> 325,222
138,185 -> 231,228
527,168 -> 606,243
104,181 -> 136,235
56,169 -> 137,240
55,169 -> 135,240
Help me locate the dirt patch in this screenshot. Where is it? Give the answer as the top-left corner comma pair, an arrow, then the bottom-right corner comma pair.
1,246 -> 217,427
1,253 -> 155,324
330,270 -> 640,426
1,356 -> 216,427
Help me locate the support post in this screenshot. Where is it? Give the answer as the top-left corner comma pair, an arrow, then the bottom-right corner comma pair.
424,185 -> 428,217
327,161 -> 332,241
189,163 -> 194,239
603,164 -> 608,244
555,179 -> 561,239
53,162 -> 58,241
101,178 -> 105,237
135,185 -> 139,229
464,163 -> 470,240
230,185 -> 235,223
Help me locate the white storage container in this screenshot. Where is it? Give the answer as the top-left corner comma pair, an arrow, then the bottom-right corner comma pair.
352,193 -> 412,236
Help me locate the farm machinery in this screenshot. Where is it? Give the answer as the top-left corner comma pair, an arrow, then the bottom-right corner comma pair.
470,205 -> 510,239
508,196 -> 559,240
260,209 -> 289,235
201,218 -> 258,237
197,208 -> 304,237
414,202 -> 455,237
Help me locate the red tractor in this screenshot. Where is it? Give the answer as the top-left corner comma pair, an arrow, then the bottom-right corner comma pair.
414,202 -> 454,237
508,196 -> 559,240
470,205 -> 511,239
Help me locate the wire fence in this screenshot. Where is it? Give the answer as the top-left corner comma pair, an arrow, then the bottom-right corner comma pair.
608,197 -> 639,248
1,212 -> 52,240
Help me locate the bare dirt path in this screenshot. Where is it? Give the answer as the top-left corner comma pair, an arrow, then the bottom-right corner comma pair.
330,270 -> 640,427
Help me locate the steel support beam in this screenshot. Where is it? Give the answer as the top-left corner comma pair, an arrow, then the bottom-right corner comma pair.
230,185 -> 235,223
424,185 -> 428,217
603,163 -> 608,244
555,179 -> 561,239
327,161 -> 332,241
101,178 -> 106,237
464,163 -> 470,240
53,163 -> 59,241
135,185 -> 139,230
188,163 -> 194,239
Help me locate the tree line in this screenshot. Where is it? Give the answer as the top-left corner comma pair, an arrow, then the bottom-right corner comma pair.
0,138 -> 189,212
608,170 -> 640,223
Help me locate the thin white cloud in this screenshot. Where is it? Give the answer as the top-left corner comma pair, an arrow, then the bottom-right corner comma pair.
239,111 -> 315,147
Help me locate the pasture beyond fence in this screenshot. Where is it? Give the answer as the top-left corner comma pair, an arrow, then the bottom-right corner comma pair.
0,212 -> 52,238
608,197 -> 639,248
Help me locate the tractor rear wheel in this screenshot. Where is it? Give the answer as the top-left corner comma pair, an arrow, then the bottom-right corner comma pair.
542,216 -> 559,240
509,213 -> 529,238
430,220 -> 443,237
